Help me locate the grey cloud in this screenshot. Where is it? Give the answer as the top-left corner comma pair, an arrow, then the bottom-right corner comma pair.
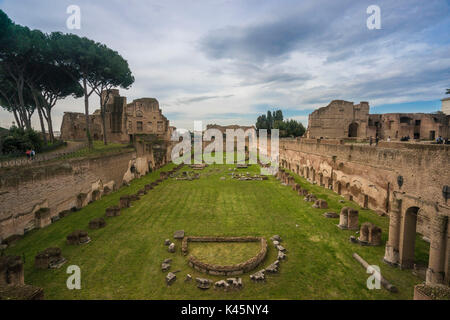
176,94 -> 234,105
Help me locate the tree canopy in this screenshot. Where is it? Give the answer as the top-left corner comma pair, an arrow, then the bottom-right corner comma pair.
256,109 -> 305,137
0,9 -> 134,147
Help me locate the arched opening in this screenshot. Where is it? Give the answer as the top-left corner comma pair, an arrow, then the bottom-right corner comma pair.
399,206 -> 430,273
306,167 -> 310,179
319,173 -> 323,186
337,182 -> 342,195
363,195 -> 369,208
348,122 -> 358,137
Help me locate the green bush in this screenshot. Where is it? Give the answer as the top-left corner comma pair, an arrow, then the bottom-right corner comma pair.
0,126 -> 44,154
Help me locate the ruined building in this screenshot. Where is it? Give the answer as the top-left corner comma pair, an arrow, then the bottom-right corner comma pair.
306,100 -> 450,140
60,89 -> 174,144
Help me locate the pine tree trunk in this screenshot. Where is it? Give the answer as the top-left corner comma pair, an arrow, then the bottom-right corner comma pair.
83,78 -> 93,149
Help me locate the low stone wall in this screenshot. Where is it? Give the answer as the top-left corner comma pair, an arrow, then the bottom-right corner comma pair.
182,236 -> 268,276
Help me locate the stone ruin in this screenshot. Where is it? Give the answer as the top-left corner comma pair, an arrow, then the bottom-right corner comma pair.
119,196 -> 131,209
356,222 -> 382,246
89,217 -> 106,229
231,173 -> 269,181
337,207 -> 359,230
175,171 -> 200,181
312,199 -> 328,209
214,277 -> 243,290
182,236 -> 267,276
0,255 -> 44,300
323,212 -> 339,218
250,235 -> 287,282
34,247 -> 66,269
304,194 -> 317,202
67,230 -> 91,245
105,206 -> 121,217
34,207 -> 52,229
0,255 -> 24,287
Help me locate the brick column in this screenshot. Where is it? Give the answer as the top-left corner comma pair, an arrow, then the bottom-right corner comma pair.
384,199 -> 401,265
426,214 -> 448,285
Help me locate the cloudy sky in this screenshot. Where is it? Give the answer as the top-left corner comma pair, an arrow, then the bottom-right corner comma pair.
0,0 -> 449,131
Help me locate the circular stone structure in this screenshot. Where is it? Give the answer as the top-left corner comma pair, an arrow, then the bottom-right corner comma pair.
182,236 -> 268,276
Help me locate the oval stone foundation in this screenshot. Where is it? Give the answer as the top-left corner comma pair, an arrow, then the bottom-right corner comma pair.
182,236 -> 268,276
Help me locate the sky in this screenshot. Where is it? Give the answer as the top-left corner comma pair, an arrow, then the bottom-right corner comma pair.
0,0 -> 449,131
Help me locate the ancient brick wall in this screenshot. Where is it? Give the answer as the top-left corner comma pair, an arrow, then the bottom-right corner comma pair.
0,151 -> 141,241
279,138 -> 450,238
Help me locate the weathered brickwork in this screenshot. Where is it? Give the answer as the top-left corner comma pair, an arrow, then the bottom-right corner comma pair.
306,100 -> 449,140
279,138 -> 450,285
0,150 -> 163,241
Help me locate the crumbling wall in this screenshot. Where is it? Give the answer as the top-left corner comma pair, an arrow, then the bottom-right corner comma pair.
279,138 -> 450,239
0,151 -> 135,241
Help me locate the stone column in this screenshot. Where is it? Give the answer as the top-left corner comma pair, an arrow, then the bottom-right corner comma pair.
384,199 -> 401,265
426,214 -> 448,285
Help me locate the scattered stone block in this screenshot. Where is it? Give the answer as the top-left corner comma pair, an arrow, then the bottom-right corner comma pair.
168,243 -> 176,253
196,277 -> 211,289
312,199 -> 328,209
119,195 -> 131,208
166,272 -> 176,285
265,261 -> 279,273
89,217 -> 106,229
270,235 -> 282,242
214,280 -> 230,290
277,251 -> 286,260
67,230 -> 90,245
161,263 -> 170,272
304,194 -> 317,202
250,270 -> 265,281
323,212 -> 339,218
35,247 -> 66,269
276,245 -> 286,252
163,258 -> 172,264
185,274 -> 192,282
164,239 -> 171,246
0,255 -> 24,286
105,206 -> 120,217
273,240 -> 280,246
173,230 -> 185,239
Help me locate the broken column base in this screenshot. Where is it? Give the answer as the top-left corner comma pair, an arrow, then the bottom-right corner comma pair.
383,246 -> 399,266
426,268 -> 445,286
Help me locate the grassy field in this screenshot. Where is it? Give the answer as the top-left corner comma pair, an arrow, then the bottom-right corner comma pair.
5,162 -> 426,300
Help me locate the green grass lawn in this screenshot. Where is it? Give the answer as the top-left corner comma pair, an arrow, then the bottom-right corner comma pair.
189,242 -> 262,266
5,162 -> 425,300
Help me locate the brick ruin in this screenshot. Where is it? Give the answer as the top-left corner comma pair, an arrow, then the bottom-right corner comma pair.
279,138 -> 449,286
61,89 -> 175,144
306,100 -> 449,140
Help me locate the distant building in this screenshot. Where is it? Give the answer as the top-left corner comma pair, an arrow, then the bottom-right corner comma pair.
60,90 -> 173,144
442,97 -> 450,115
305,100 -> 450,140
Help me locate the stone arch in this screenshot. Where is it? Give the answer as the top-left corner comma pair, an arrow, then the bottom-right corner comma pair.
348,122 -> 358,138
399,206 -> 420,269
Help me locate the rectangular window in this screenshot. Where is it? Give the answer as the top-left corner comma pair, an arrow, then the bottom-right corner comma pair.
157,121 -> 163,131
137,121 -> 143,131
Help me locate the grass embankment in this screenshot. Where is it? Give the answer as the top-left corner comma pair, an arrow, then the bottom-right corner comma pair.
5,163 -> 425,299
